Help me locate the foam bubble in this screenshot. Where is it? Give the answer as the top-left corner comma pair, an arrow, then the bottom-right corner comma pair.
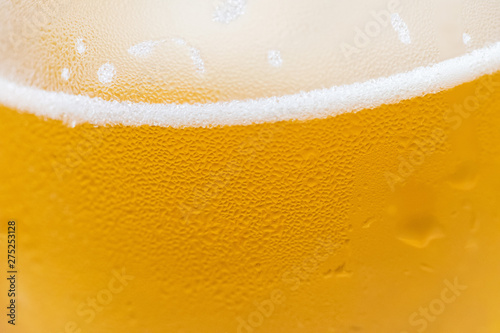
76,38 -> 86,54
128,40 -> 162,58
171,38 -> 205,74
391,13 -> 411,45
127,38 -> 206,74
213,0 -> 246,24
0,42 -> 499,128
189,47 -> 205,74
61,68 -> 70,81
268,50 -> 283,68
463,33 -> 472,46
97,63 -> 116,84
172,38 -> 187,46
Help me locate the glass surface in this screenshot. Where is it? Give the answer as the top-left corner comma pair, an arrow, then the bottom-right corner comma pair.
0,1 -> 500,332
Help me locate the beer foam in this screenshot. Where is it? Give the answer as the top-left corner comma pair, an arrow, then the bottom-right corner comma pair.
268,50 -> 283,68
76,38 -> 86,55
189,47 -> 206,75
128,41 -> 162,58
97,63 -> 116,84
213,0 -> 247,24
0,42 -> 500,128
61,68 -> 71,81
391,13 -> 411,45
463,33 -> 472,46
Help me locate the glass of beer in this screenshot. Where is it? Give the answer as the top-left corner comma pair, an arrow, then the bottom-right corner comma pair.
1,1 -> 500,332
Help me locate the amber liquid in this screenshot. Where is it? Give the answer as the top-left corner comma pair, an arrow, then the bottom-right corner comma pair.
1,72 -> 500,333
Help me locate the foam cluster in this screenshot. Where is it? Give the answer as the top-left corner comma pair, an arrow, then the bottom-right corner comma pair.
0,42 -> 499,128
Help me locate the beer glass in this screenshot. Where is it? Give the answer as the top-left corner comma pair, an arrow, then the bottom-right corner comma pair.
1,1 -> 500,332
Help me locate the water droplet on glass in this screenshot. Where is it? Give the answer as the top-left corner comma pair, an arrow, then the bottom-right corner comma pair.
420,263 -> 434,273
397,213 -> 444,248
335,263 -> 352,278
362,217 -> 377,229
465,239 -> 478,252
447,160 -> 479,190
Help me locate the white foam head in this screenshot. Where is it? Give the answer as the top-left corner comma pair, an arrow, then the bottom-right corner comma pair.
0,42 -> 499,128
0,0 -> 499,127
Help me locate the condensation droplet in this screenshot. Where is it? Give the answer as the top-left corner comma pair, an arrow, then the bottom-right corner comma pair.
397,214 -> 444,248
298,146 -> 318,162
447,161 -> 479,191
76,38 -> 86,54
335,263 -> 352,278
61,68 -> 70,81
268,50 -> 283,67
362,217 -> 377,229
97,63 -> 116,84
306,174 -> 319,187
390,184 -> 444,248
420,263 -> 434,273
213,0 -> 246,23
391,13 -> 411,45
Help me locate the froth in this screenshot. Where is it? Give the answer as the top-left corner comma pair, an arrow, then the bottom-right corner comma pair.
0,42 -> 500,128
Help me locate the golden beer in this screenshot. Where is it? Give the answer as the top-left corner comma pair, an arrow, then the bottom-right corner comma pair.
1,1 -> 500,332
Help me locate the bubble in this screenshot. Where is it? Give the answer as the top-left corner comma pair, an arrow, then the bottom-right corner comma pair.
172,38 -> 187,46
213,0 -> 247,23
391,13 -> 411,45
268,50 -> 283,68
61,68 -> 70,81
128,40 -> 162,58
463,33 -> 472,46
98,63 -> 116,84
189,47 -> 205,74
76,38 -> 86,54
